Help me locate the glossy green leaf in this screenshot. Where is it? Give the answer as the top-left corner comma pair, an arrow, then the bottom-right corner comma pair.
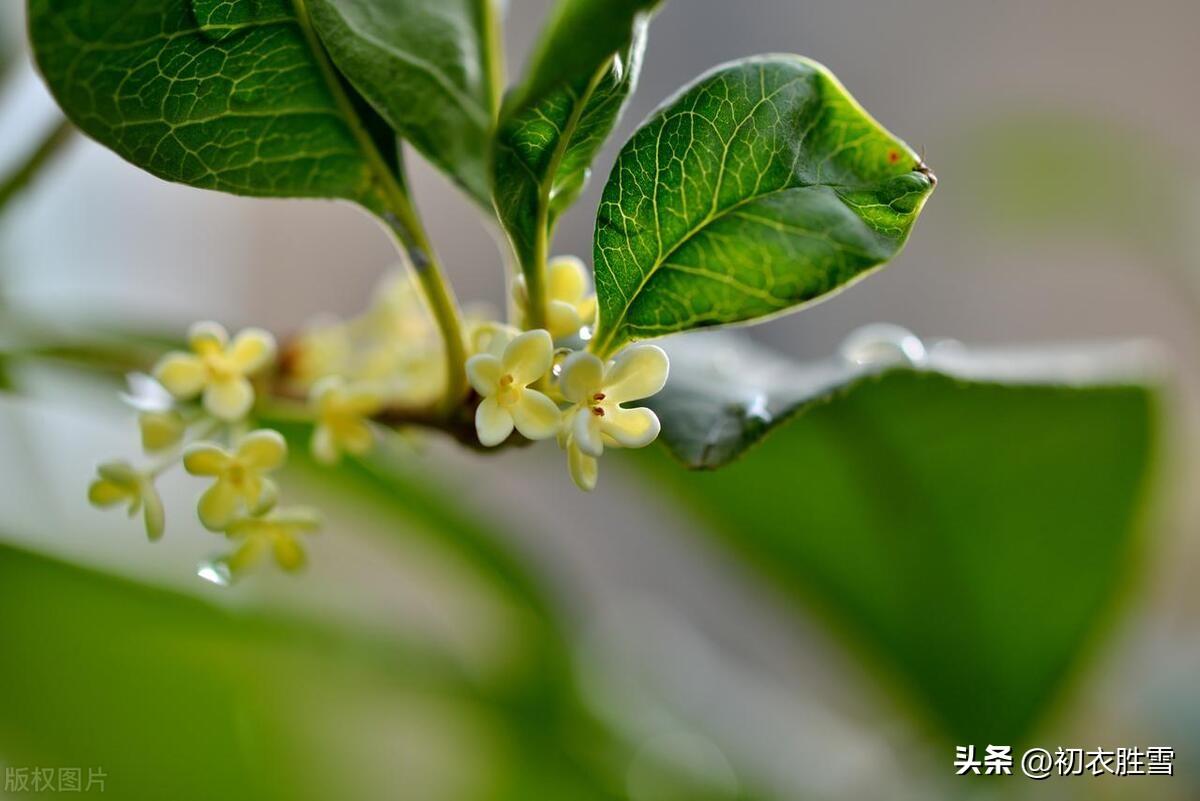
650,328 -> 1158,469
640,333 -> 1159,745
28,0 -> 398,210
306,0 -> 500,206
591,57 -> 936,356
494,6 -> 652,276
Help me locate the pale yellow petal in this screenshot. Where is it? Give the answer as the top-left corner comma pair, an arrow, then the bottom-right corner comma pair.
465,354 -> 502,396
228,327 -> 276,374
141,483 -> 165,541
88,479 -> 130,507
182,443 -> 231,476
475,395 -> 514,447
336,419 -> 375,456
577,295 -> 597,326
603,344 -> 670,403
546,300 -> 582,339
139,410 -> 185,452
226,537 -> 268,576
502,329 -> 553,385
197,479 -> 239,531
568,442 -> 599,492
153,353 -> 206,399
510,389 -> 561,441
236,429 -> 287,471
188,321 -> 228,354
547,256 -> 587,302
273,533 -> 306,572
573,406 -> 604,457
311,424 -> 340,465
602,405 -> 661,449
204,376 -> 254,421
97,460 -> 139,486
559,351 -> 604,403
251,478 -> 279,515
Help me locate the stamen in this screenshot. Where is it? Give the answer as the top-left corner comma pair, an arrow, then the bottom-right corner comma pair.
593,393 -> 606,401
591,407 -> 605,417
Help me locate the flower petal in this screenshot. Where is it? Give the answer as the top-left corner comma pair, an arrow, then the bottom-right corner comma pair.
547,256 -> 587,303
546,300 -> 582,339
465,354 -> 502,396
97,460 -> 139,485
236,429 -> 287,471
311,424 -> 340,465
88,479 -> 130,507
273,533 -> 306,572
251,478 -> 279,515
153,353 -> 206,399
139,410 -> 185,452
573,405 -> 604,458
577,295 -> 597,326
336,419 -> 375,456
188,321 -> 228,354
603,344 -> 670,403
228,327 -> 276,374
204,376 -> 254,421
602,406 -> 661,449
510,389 -> 561,441
226,537 -> 267,576
475,396 -> 514,447
182,443 -> 231,476
568,442 -> 599,492
197,479 -> 239,531
502,329 -> 553,385
559,351 -> 604,404
141,482 -> 165,541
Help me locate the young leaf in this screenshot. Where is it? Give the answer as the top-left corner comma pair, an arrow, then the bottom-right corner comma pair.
305,0 -> 501,206
649,330 -> 1159,468
28,0 -> 400,209
591,56 -> 936,357
494,5 -> 652,278
640,335 -> 1159,744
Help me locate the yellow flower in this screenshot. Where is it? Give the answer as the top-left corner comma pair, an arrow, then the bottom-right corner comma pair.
154,321 -> 276,421
466,329 -> 561,446
515,256 -> 597,339
557,345 -> 669,490
222,507 -> 321,575
183,430 -> 287,531
310,377 -> 383,464
87,461 -> 165,540
138,410 -> 186,452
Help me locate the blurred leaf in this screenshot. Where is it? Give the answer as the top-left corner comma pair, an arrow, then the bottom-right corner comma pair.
306,0 -> 499,206
650,329 -> 1158,469
590,56 -> 935,357
494,2 -> 654,281
28,0 -> 399,212
641,335 -> 1159,745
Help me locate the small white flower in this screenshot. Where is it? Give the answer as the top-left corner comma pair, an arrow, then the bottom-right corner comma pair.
466,329 -> 561,446
514,256 -> 597,339
557,344 -> 669,490
183,430 -> 287,531
154,321 -> 275,421
310,377 -> 383,465
87,460 -> 165,540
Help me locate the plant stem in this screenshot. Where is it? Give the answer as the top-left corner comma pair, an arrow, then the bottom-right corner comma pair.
523,205 -> 551,330
0,118 -> 73,214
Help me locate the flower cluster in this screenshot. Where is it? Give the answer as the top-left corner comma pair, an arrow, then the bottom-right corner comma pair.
87,322 -> 319,581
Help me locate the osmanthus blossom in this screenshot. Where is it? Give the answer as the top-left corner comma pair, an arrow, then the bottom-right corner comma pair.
154,321 -> 276,421
87,460 -> 165,540
221,507 -> 321,575
183,430 -> 288,531
557,345 -> 670,491
514,256 -> 598,339
467,329 -> 562,446
310,376 -> 383,465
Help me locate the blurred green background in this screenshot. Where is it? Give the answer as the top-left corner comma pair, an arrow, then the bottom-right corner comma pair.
0,1 -> 1197,799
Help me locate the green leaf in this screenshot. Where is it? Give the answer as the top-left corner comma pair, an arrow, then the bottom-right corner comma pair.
590,56 -> 936,357
27,0 -> 399,210
494,4 -> 653,276
640,332 -> 1159,745
305,0 -> 500,206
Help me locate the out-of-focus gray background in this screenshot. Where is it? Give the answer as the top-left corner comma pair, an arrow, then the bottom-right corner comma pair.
2,1 -> 1198,799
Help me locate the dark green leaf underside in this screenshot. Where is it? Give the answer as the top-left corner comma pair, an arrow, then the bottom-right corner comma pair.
592,56 -> 935,355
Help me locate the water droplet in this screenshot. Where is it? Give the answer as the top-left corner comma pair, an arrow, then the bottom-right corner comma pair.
197,559 -> 233,587
744,393 -> 772,424
578,325 -> 594,342
839,324 -> 926,368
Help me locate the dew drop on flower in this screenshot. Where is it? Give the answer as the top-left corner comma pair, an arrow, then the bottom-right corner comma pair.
839,323 -> 926,368
578,326 -> 594,342
197,559 -> 233,587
